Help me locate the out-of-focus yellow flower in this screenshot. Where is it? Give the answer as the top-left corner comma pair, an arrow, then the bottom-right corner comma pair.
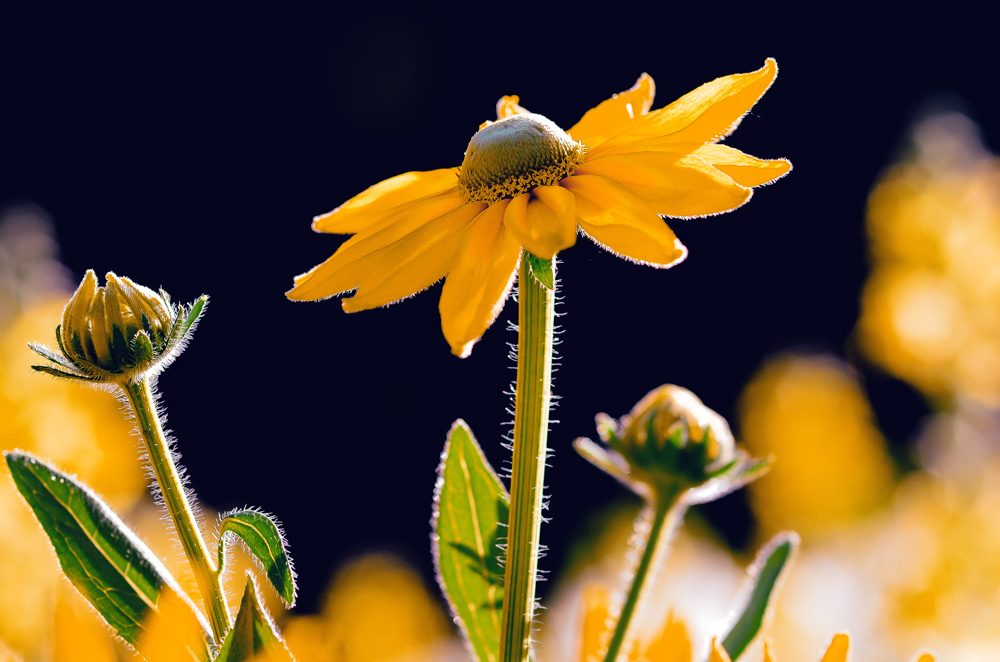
289,60 -> 789,357
738,354 -> 894,538
283,554 -> 453,662
858,112 -> 1000,405
0,298 -> 144,656
52,586 -> 119,662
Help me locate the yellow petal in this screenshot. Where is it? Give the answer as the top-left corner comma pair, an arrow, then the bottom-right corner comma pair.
591,59 -> 778,155
709,638 -> 733,662
910,652 -> 936,662
580,586 -> 611,662
503,186 -> 578,259
497,95 -> 530,119
563,174 -> 686,268
54,588 -> 117,662
440,200 -> 521,357
568,73 -> 656,148
763,638 -> 776,662
312,168 -> 459,234
62,269 -> 98,351
577,151 -> 751,218
819,633 -> 850,662
288,192 -> 466,300
343,201 -> 486,311
640,610 -> 691,662
589,138 -> 791,189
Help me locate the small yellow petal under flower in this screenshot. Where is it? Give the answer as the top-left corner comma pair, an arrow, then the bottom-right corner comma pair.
580,586 -> 611,662
568,73 -> 656,148
577,151 -> 751,218
639,610 -> 691,662
440,200 -> 521,357
563,174 -> 686,268
312,168 -> 460,234
343,201 -> 486,312
503,186 -> 579,259
819,633 -> 850,662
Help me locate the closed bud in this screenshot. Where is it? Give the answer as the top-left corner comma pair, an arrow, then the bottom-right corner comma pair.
577,385 -> 766,502
30,270 -> 207,385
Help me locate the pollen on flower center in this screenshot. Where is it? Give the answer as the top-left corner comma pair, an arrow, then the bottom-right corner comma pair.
458,113 -> 586,204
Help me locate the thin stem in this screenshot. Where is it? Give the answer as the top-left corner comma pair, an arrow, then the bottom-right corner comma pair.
122,378 -> 231,644
602,488 -> 687,662
499,259 -> 555,662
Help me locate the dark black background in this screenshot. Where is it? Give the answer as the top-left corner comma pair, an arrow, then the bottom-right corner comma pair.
1,2 -> 989,615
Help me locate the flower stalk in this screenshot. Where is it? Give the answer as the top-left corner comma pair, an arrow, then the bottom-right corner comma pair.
122,377 -> 231,642
499,257 -> 555,662
602,486 -> 686,662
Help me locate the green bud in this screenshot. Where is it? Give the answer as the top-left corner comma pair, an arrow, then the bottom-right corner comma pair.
29,270 -> 207,385
576,385 -> 768,502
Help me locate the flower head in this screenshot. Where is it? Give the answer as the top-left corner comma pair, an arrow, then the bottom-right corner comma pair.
289,60 -> 790,356
29,270 -> 207,385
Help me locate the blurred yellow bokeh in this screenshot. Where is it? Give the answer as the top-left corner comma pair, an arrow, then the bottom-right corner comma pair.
858,112 -> 1000,405
738,354 -> 895,538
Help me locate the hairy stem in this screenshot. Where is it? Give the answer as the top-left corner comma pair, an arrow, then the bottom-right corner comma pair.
498,259 -> 555,662
603,487 -> 686,662
123,378 -> 231,644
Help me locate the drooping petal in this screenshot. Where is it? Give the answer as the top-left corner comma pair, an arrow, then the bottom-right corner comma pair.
562,174 -> 686,267
288,192 -> 467,300
440,200 -> 521,357
590,59 -> 778,156
819,633 -> 850,662
567,73 -> 655,148
910,652 -> 937,662
709,638 -> 733,662
312,168 -> 460,234
503,186 -> 578,259
640,610 -> 691,662
576,151 -> 751,218
342,201 -> 486,311
497,95 -> 530,119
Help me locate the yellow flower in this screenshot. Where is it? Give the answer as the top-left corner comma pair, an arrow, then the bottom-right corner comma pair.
288,60 -> 790,356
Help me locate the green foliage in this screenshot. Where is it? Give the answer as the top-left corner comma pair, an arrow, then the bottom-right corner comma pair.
3,450 -> 208,649
432,420 -> 509,662
721,532 -> 799,661
214,576 -> 292,662
219,509 -> 297,607
526,253 -> 555,290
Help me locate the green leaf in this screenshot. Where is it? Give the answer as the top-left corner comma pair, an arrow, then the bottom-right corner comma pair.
3,450 -> 210,651
432,420 -> 509,662
219,509 -> 297,607
214,576 -> 293,662
526,253 -> 555,290
721,532 -> 799,661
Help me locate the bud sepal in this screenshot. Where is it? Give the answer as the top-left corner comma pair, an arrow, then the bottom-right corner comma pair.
29,270 -> 207,385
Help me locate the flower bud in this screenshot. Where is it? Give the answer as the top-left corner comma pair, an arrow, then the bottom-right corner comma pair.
576,385 -> 764,502
30,270 -> 207,385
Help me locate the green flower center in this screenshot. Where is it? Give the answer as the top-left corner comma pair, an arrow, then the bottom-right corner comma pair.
458,113 -> 586,204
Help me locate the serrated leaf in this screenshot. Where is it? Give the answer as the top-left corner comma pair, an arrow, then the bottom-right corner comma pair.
525,253 -> 555,290
214,576 -> 294,662
4,451 -> 210,652
720,532 -> 799,661
432,420 -> 509,662
219,509 -> 296,607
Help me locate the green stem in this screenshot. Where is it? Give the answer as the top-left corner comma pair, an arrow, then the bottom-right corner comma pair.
123,378 -> 231,644
499,258 -> 555,662
602,488 -> 687,662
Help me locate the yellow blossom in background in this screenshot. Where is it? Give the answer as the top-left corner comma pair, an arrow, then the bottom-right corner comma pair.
0,214 -> 147,658
283,553 -> 460,662
738,354 -> 895,538
858,112 -> 1000,405
289,60 -> 790,356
